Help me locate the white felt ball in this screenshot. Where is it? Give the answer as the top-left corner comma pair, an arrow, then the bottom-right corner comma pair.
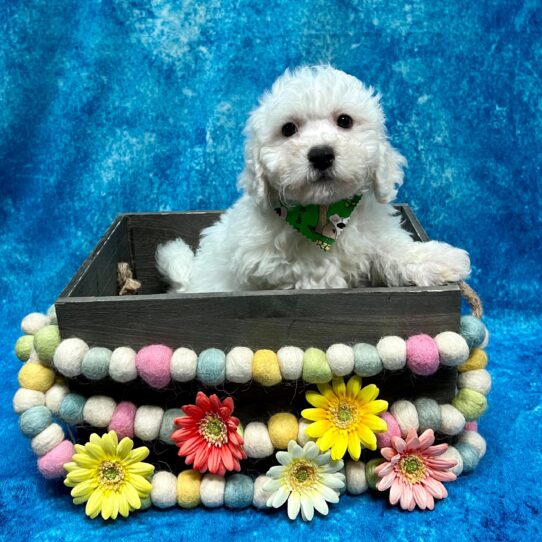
45,383 -> 70,414
277,346 -> 304,380
225,346 -> 253,383
47,304 -> 58,325
31,423 -> 64,456
440,446 -> 463,476
376,336 -> 406,370
53,338 -> 89,377
171,347 -> 198,382
13,388 -> 45,413
458,369 -> 492,396
326,344 -> 355,377
439,404 -> 466,436
345,460 -> 368,495
151,471 -> 177,509
243,422 -> 274,458
390,400 -> 419,436
200,474 -> 226,508
83,396 -> 117,427
21,312 -> 50,335
434,331 -> 470,366
297,418 -> 311,446
252,475 -> 272,509
109,347 -> 137,383
458,430 -> 487,458
134,405 -> 164,441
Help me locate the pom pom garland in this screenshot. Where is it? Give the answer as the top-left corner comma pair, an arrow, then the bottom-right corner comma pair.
12,308 -> 490,516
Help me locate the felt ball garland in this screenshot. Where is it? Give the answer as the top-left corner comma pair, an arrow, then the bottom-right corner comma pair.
12,308 -> 490,516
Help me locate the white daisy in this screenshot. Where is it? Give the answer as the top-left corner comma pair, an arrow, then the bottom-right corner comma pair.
263,440 -> 345,521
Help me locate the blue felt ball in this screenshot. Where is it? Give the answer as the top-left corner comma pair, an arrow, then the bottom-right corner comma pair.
19,405 -> 52,437
197,348 -> 226,386
460,316 -> 486,349
59,393 -> 86,424
353,343 -> 382,377
81,347 -> 111,380
224,474 -> 253,509
455,442 -> 480,473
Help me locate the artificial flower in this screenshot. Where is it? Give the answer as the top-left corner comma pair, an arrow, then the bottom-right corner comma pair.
301,375 -> 388,460
264,440 -> 345,521
375,428 -> 457,511
172,391 -> 246,476
64,431 -> 154,520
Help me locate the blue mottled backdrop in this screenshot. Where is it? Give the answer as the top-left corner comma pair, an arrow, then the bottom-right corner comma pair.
1,1 -> 540,540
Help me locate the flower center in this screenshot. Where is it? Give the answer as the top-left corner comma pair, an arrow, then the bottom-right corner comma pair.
329,400 -> 357,429
98,461 -> 125,489
199,413 -> 228,446
287,459 -> 318,492
398,454 -> 427,484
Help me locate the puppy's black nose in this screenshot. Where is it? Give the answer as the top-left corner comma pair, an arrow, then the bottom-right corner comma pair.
308,145 -> 335,171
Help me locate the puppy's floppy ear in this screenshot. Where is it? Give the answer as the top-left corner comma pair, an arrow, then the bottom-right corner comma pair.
237,135 -> 269,204
373,141 -> 407,203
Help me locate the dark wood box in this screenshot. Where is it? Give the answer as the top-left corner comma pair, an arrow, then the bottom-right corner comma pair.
55,206 -> 461,353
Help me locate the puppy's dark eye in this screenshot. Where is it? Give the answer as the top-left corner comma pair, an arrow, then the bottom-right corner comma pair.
281,122 -> 297,137
337,114 -> 353,129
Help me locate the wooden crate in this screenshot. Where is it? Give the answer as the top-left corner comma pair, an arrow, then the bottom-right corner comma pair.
55,206 -> 461,353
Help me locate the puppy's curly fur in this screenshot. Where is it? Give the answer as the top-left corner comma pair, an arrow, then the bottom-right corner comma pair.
156,66 -> 470,292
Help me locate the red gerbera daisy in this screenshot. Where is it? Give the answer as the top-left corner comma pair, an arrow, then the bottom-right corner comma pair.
172,391 -> 246,476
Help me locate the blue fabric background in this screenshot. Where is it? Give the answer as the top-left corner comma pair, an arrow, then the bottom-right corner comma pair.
0,1 -> 540,540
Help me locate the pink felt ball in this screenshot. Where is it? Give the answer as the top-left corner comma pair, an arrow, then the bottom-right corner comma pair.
465,421 -> 478,432
109,401 -> 137,439
135,344 -> 173,389
406,334 -> 440,376
37,440 -> 75,479
376,412 -> 401,449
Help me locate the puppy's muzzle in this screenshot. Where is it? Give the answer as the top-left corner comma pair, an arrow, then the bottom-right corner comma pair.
308,145 -> 335,172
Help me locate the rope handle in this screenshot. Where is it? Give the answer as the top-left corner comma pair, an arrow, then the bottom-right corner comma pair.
458,280 -> 483,319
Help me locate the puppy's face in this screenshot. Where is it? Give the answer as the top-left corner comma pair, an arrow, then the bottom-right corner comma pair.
241,66 -> 406,206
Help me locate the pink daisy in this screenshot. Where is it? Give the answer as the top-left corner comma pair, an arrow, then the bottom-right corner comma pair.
375,428 -> 457,511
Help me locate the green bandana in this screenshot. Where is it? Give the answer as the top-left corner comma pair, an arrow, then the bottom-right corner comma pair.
274,194 -> 362,251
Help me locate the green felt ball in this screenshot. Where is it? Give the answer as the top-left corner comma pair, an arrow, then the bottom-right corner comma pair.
81,347 -> 112,380
365,458 -> 386,490
19,405 -> 52,438
302,348 -> 332,383
34,325 -> 61,363
452,388 -> 488,421
15,335 -> 34,362
59,393 -> 86,424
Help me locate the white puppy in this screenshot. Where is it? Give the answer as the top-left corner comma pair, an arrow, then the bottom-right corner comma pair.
156,65 -> 470,293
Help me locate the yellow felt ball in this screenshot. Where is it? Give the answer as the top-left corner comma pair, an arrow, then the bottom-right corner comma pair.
268,413 -> 299,450
458,348 -> 488,373
252,350 -> 282,386
18,362 -> 55,392
177,469 -> 202,509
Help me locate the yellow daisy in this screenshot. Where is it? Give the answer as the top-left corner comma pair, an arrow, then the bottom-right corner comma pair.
63,431 -> 154,520
301,376 -> 388,461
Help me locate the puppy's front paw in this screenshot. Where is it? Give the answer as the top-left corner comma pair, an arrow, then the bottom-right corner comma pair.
407,241 -> 471,286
